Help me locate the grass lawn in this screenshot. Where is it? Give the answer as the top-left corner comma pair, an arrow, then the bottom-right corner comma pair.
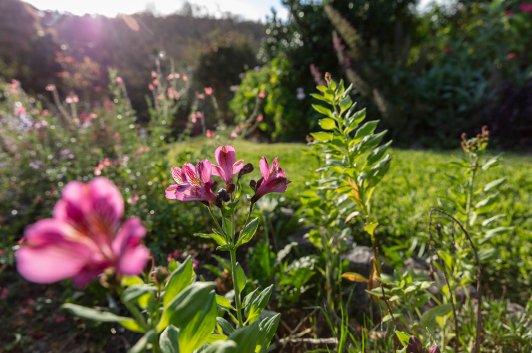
169,137 -> 532,301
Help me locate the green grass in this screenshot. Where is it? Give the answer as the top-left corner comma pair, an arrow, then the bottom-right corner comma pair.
168,137 -> 532,302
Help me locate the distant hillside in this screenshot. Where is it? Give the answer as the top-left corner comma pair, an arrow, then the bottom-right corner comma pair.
0,0 -> 264,117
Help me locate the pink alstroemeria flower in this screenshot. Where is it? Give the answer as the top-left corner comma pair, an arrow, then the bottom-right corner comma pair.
212,146 -> 244,186
165,160 -> 218,204
251,156 -> 291,203
16,178 -> 150,287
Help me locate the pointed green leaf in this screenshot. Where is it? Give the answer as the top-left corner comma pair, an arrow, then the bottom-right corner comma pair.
160,325 -> 180,353
236,217 -> 259,248
164,257 -> 195,307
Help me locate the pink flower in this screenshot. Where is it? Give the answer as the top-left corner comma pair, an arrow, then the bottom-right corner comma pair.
257,115 -> 263,122
196,111 -> 204,119
212,146 -> 244,186
42,110 -> 49,116
73,95 -> 79,103
192,259 -> 199,269
151,71 -> 157,78
183,75 -> 188,82
153,79 -> 159,86
205,87 -> 213,95
445,46 -> 453,53
0,249 -> 3,256
165,161 -> 218,204
1,288 -> 8,299
149,84 -> 154,91
90,113 -> 97,119
206,129 -> 215,138
55,315 -> 66,323
167,73 -> 174,80
127,194 -> 139,206
66,97 -> 73,104
250,156 -> 291,203
230,130 -> 238,138
519,3 -> 532,12
45,84 -> 55,92
259,91 -> 265,98
507,52 -> 516,59
506,10 -> 514,15
116,77 -> 123,84
198,93 -> 205,100
16,178 -> 150,287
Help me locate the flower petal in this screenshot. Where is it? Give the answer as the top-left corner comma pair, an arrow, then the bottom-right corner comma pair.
197,159 -> 212,184
259,156 -> 270,180
113,217 -> 150,275
88,177 -> 124,224
232,159 -> 244,174
165,184 -> 178,199
172,167 -> 184,184
215,146 -> 236,183
212,165 -> 226,180
16,219 -> 93,284
183,163 -> 200,186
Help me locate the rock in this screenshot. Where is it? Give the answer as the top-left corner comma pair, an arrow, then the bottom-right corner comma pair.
286,227 -> 316,249
507,302 -> 525,318
402,256 -> 430,275
455,285 -> 478,301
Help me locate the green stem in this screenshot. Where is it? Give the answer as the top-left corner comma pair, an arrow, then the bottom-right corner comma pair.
464,155 -> 479,231
230,248 -> 244,328
115,287 -> 150,332
208,204 -> 226,241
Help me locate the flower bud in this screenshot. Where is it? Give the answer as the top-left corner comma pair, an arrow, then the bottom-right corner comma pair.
249,180 -> 256,190
210,180 -> 218,191
255,177 -> 264,190
143,255 -> 155,278
153,266 -> 169,284
216,189 -> 230,203
406,336 -> 423,353
429,345 -> 441,353
226,183 -> 235,194
325,72 -> 331,84
238,163 -> 254,177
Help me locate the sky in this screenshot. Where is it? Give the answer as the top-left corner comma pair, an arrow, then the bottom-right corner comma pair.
24,0 -> 437,22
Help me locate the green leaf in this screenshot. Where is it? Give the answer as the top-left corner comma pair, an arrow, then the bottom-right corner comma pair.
62,303 -> 137,329
202,340 -> 238,353
164,257 -> 195,308
246,285 -> 274,324
122,284 -> 157,309
365,140 -> 392,167
223,218 -> 234,240
312,104 -> 335,119
256,313 -> 281,353
354,120 -> 379,141
319,118 -> 337,130
160,325 -> 180,353
316,86 -> 328,92
474,193 -> 499,214
339,96 -> 352,115
346,108 -> 367,134
395,332 -> 411,347
420,304 -> 453,330
236,218 -> 259,248
227,320 -> 260,353
158,282 -> 216,333
483,177 -> 505,192
121,275 -> 144,287
168,260 -> 179,273
216,317 -> 235,334
120,320 -> 149,333
224,200 -> 241,217
195,232 -> 228,247
477,247 -> 499,262
310,132 -> 333,142
310,93 -> 330,103
364,222 -> 378,236
235,263 -> 247,293
128,330 -> 156,353
217,244 -> 231,252
216,295 -> 236,311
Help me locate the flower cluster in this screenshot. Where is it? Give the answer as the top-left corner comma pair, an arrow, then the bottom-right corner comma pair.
165,145 -> 291,206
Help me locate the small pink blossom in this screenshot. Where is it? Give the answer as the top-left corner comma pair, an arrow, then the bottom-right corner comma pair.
192,259 -> 199,269
167,73 -> 174,80
183,75 -> 188,82
16,178 -> 150,287
42,110 -> 49,116
90,113 -> 98,119
446,46 -> 453,53
212,145 -> 244,186
206,129 -> 215,138
519,3 -> 532,12
153,79 -> 159,86
116,77 -> 123,84
55,315 -> 66,323
1,288 -> 8,299
45,84 -> 55,92
198,93 -> 205,100
149,84 -> 154,91
258,115 -> 263,122
506,10 -> 514,15
165,161 -> 218,203
16,107 -> 26,115
258,91 -> 265,98
205,87 -> 213,95
196,111 -> 204,119
507,52 -> 516,59
66,97 -> 73,104
250,156 -> 291,203
151,71 -> 157,78
127,194 -> 139,206
73,95 -> 79,103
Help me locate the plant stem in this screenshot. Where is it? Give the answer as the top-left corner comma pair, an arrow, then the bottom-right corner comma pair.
115,286 -> 150,332
230,247 -> 244,328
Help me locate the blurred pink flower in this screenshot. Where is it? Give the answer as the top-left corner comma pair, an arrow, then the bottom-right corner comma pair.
230,130 -> 238,138
153,79 -> 159,86
445,46 -> 453,53
149,84 -> 154,91
80,113 -> 88,121
192,259 -> 199,269
198,93 -> 205,100
116,77 -> 123,84
183,75 -> 188,82
90,113 -> 97,119
506,10 -> 514,15
167,73 -> 174,80
519,3 -> 532,11
45,84 -> 55,92
55,315 -> 66,323
127,194 -> 140,206
507,52 -> 516,59
42,110 -> 49,116
258,91 -> 265,98
206,129 -> 215,138
66,97 -> 73,104
1,288 -> 8,299
151,71 -> 157,78
16,108 -> 26,115
257,115 -> 263,122
205,87 -> 213,95
196,111 -> 204,119
16,178 -> 150,287
73,95 -> 79,103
